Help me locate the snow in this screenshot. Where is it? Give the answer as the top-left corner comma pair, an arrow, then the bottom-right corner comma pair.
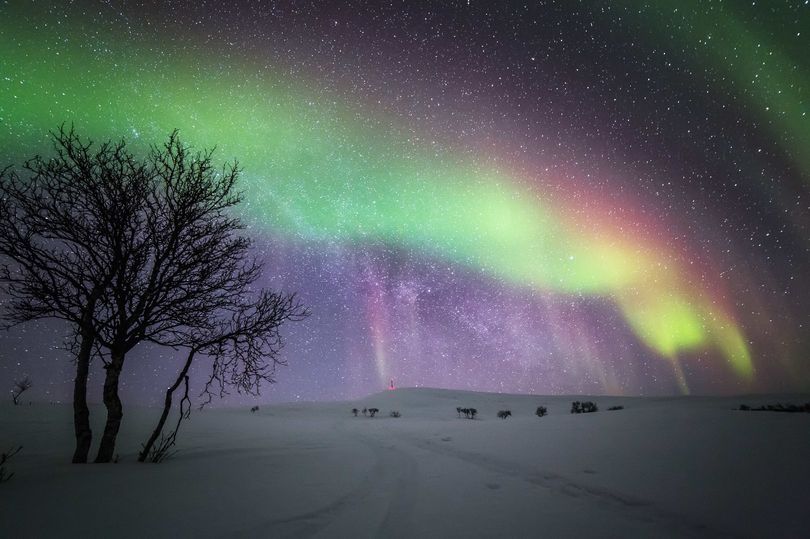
1,388 -> 809,538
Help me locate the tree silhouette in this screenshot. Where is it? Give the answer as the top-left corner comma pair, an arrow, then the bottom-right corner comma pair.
0,126 -> 152,461
1,127 -> 305,463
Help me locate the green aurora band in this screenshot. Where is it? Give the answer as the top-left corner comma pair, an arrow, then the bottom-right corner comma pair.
607,0 -> 810,181
0,3 -> 754,391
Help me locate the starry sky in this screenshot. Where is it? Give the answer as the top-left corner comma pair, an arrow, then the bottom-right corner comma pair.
1,0 -> 808,404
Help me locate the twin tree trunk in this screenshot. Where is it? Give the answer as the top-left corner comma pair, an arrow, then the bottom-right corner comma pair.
85,343 -> 195,463
95,349 -> 126,463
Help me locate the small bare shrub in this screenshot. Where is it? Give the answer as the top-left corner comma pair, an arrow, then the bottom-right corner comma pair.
141,434 -> 177,463
11,377 -> 32,405
0,446 -> 22,483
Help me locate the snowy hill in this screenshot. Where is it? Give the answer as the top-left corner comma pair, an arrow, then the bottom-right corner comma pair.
1,388 -> 809,538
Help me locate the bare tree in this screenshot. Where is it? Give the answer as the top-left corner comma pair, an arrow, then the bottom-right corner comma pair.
0,127 -> 152,461
138,291 -> 307,462
10,377 -> 32,405
90,132 -> 281,463
2,127 -> 304,464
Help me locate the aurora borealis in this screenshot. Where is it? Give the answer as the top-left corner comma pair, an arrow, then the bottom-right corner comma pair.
1,1 -> 808,402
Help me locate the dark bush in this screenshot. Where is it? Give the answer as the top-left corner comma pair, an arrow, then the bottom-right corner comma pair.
607,405 -> 624,411
738,402 -> 810,413
362,407 -> 368,416
250,406 -> 260,413
571,401 -> 598,414
535,406 -> 548,417
390,410 -> 401,418
456,406 -> 463,418
497,410 -> 512,419
352,408 -> 359,417
368,408 -> 379,417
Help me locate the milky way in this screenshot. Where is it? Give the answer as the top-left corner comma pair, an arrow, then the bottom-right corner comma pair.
1,1 -> 808,404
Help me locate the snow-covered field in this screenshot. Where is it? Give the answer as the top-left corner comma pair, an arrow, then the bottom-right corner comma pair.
1,388 -> 809,538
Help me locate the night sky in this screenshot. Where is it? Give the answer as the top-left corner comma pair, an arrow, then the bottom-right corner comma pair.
1,0 -> 808,405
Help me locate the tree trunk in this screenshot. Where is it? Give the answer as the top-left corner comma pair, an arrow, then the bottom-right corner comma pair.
95,349 -> 125,463
139,349 -> 196,462
71,326 -> 94,463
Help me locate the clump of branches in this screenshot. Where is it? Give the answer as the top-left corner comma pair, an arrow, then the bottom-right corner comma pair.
198,293 -> 308,407
352,408 -> 359,417
11,377 -> 32,405
497,410 -> 512,419
0,446 -> 22,483
535,406 -> 548,417
457,407 -> 477,419
367,408 -> 379,417
389,410 -> 401,418
607,405 -> 624,411
250,406 -> 260,413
